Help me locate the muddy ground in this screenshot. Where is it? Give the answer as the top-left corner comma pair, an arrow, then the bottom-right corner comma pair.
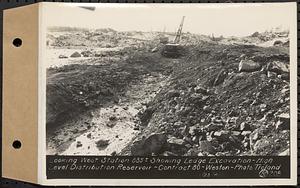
46,51 -> 174,155
46,31 -> 290,156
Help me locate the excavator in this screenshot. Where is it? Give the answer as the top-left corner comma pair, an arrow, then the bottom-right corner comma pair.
161,16 -> 185,58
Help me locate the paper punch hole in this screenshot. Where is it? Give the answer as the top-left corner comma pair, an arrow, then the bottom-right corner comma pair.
12,140 -> 22,149
12,38 -> 22,47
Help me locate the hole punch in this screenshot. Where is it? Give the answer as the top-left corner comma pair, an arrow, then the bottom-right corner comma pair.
12,140 -> 22,149
12,38 -> 22,47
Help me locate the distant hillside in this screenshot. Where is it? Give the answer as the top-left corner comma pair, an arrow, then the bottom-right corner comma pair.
48,26 -> 90,33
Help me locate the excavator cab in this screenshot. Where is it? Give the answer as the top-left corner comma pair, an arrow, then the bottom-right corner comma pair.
161,43 -> 183,58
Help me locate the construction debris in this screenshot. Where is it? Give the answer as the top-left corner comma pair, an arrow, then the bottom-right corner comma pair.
46,27 -> 290,157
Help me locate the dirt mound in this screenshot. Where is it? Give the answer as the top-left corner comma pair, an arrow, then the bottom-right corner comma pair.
130,42 -> 290,156
46,52 -> 172,136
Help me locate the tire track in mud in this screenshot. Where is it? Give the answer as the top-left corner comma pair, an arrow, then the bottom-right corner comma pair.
48,72 -> 170,155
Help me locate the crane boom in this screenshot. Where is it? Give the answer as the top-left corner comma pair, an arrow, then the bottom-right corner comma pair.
174,16 -> 185,44
161,16 -> 185,58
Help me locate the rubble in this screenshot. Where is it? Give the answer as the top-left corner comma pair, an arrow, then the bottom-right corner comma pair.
240,122 -> 250,131
167,136 -> 185,146
267,71 -> 277,78
81,50 -> 93,57
198,140 -> 216,154
278,148 -> 290,156
131,40 -> 290,156
267,61 -> 289,74
47,28 -> 290,157
70,51 -> 81,58
107,121 -> 117,128
131,133 -> 167,156
238,59 -> 261,72
76,141 -> 82,148
58,54 -> 68,59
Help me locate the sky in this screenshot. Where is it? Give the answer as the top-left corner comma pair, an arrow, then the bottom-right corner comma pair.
43,2 -> 296,37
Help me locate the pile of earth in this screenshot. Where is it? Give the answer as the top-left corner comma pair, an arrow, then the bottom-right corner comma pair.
124,41 -> 290,156
47,26 -> 213,52
46,52 -> 172,136
60,43 -> 157,59
221,29 -> 289,47
47,27 -> 157,49
250,29 -> 289,44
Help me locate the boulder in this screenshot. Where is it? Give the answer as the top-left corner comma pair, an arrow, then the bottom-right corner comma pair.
253,138 -> 272,155
278,113 -> 290,121
240,54 -> 246,59
192,136 -> 199,143
238,59 -> 261,72
131,133 -> 167,156
166,90 -> 180,98
194,86 -> 208,94
76,141 -> 82,148
260,104 -> 267,109
198,140 -> 216,154
212,116 -> 223,124
273,40 -> 283,46
189,94 -> 208,106
58,54 -> 68,59
228,110 -> 239,117
173,121 -> 183,127
107,121 -> 117,128
151,47 -> 158,53
251,132 -> 259,141
95,139 -> 109,149
81,50 -> 93,57
185,147 -> 201,156
183,136 -> 193,145
283,41 -> 289,47
111,151 -> 117,156
189,125 -> 201,136
267,61 -> 289,74
203,105 -> 211,112
276,113 -> 290,130
180,125 -> 189,136
278,148 -> 290,156
231,131 -> 241,136
213,131 -> 230,141
267,71 -> 277,78
205,123 -> 223,132
251,32 -> 260,37
70,51 -> 81,58
240,122 -> 250,131
109,116 -> 117,121
278,73 -> 289,81
167,137 -> 185,146
226,117 -> 238,130
72,128 -> 79,133
162,151 -> 178,156
86,133 -> 92,139
241,131 -> 251,136
167,141 -> 189,156
275,120 -> 287,131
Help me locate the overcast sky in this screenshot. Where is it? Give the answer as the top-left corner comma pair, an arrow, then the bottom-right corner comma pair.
43,2 -> 295,37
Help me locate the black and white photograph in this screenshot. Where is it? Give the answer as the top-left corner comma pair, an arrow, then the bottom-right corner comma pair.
44,3 -> 294,158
